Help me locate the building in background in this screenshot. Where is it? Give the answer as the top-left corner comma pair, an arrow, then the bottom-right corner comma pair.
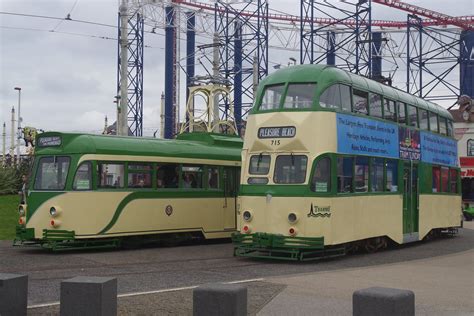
450,96 -> 474,220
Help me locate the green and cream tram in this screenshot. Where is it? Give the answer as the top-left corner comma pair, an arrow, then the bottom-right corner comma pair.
15,132 -> 242,250
232,64 -> 461,261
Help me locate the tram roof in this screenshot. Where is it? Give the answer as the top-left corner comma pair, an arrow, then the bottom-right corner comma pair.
34,132 -> 243,161
258,64 -> 452,120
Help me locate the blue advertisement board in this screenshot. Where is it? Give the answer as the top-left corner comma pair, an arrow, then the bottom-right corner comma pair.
337,113 -> 458,167
336,113 -> 399,159
420,131 -> 458,167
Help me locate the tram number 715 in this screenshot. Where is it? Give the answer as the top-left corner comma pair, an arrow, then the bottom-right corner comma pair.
271,140 -> 280,146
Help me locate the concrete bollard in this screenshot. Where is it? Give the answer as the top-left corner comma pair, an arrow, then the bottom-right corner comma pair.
353,286 -> 415,316
60,276 -> 117,316
0,273 -> 28,316
193,283 -> 247,316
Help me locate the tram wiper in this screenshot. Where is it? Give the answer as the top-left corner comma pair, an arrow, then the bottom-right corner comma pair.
291,153 -> 295,165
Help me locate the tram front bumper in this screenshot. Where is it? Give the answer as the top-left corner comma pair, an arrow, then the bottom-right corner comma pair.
231,232 -> 344,261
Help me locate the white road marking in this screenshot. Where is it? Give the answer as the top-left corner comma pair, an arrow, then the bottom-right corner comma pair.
28,278 -> 265,309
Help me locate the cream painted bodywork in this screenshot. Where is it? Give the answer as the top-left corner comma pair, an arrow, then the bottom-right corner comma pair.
240,195 -> 404,245
242,112 -> 337,184
419,195 -> 462,238
239,111 -> 461,245
27,191 -> 236,239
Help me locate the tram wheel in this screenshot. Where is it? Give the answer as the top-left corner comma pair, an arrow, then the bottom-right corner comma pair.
364,237 -> 387,253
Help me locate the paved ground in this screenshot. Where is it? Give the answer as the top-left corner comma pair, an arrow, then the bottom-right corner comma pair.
260,222 -> 474,316
1,223 -> 473,315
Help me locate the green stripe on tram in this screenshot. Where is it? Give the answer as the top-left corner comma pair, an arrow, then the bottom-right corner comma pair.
98,190 -> 227,235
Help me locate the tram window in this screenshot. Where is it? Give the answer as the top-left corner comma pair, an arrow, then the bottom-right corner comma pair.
34,156 -> 70,190
429,112 -> 439,133
73,162 -> 92,190
447,120 -> 454,137
353,89 -> 368,115
407,105 -> 418,128
398,102 -> 407,125
441,167 -> 449,193
248,177 -> 269,185
337,157 -> 353,193
208,167 -> 219,189
283,83 -> 315,109
311,157 -> 331,192
432,166 -> 441,193
369,94 -> 383,118
128,164 -> 152,189
260,84 -> 285,111
273,155 -> 307,184
370,158 -> 384,192
468,139 -> 474,156
182,165 -> 203,189
355,156 -> 369,193
128,164 -> 152,170
449,169 -> 458,193
383,99 -> 397,122
98,163 -> 124,188
340,85 -> 351,112
419,109 -> 429,130
439,117 -> 447,135
156,164 -> 179,188
385,159 -> 398,192
249,154 -> 271,175
319,85 -> 341,110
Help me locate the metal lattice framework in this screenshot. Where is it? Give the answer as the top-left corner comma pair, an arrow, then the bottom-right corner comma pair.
117,7 -> 144,136
214,0 -> 268,134
300,0 -> 372,77
406,15 -> 463,101
118,0 -> 474,137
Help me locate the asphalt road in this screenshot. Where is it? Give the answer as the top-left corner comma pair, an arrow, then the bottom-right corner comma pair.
1,228 -> 473,307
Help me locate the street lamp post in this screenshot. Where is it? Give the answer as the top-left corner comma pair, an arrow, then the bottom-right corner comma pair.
14,87 -> 21,164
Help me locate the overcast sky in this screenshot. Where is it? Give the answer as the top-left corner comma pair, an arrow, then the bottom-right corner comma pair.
0,0 -> 473,147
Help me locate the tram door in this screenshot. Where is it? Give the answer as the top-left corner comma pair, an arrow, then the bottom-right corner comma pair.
402,162 -> 419,238
223,167 -> 239,230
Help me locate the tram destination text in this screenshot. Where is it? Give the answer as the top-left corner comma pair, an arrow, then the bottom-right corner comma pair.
258,126 -> 296,139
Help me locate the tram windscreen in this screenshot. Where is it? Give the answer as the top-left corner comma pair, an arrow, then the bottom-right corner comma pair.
34,156 -> 70,190
273,155 -> 307,184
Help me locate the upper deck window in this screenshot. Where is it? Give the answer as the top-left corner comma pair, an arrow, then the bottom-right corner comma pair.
353,89 -> 368,115
419,109 -> 429,130
429,112 -> 439,133
398,102 -> 407,125
34,156 -> 70,190
274,155 -> 307,184
283,83 -> 315,109
439,117 -> 447,135
447,120 -> 454,137
408,105 -> 418,128
259,84 -> 285,111
383,99 -> 397,122
319,84 -> 351,111
249,154 -> 271,175
369,94 -> 383,118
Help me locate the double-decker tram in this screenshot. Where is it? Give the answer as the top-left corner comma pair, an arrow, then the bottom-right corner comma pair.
15,132 -> 242,250
232,64 -> 462,261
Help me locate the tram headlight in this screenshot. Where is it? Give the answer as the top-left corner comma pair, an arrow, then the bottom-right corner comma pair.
243,210 -> 252,222
49,207 -> 61,217
288,212 -> 298,224
18,205 -> 25,216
